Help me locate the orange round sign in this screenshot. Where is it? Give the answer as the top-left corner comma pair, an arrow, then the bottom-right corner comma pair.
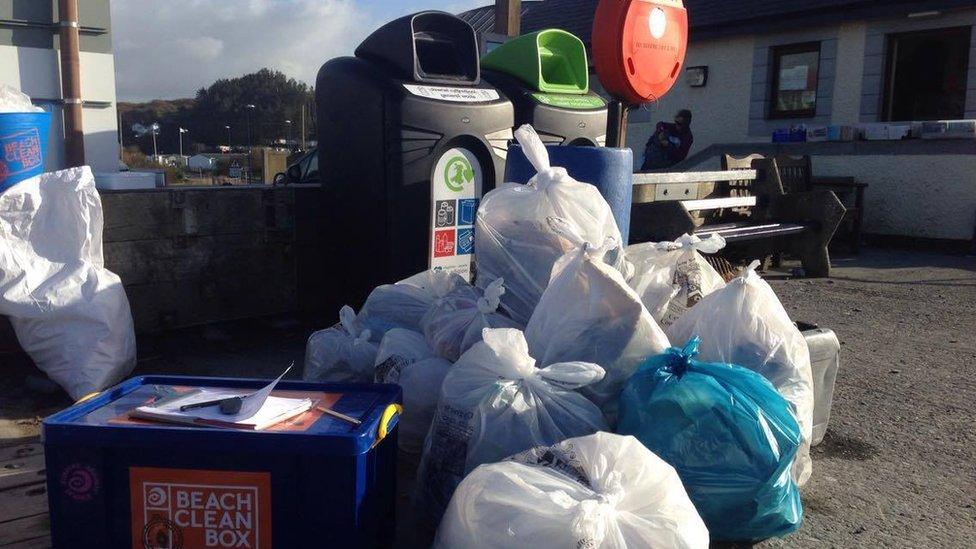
593,0 -> 689,104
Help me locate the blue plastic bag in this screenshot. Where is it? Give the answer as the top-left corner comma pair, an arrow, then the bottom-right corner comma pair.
617,338 -> 803,541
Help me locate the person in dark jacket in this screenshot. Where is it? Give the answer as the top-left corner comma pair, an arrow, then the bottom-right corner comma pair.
641,109 -> 693,171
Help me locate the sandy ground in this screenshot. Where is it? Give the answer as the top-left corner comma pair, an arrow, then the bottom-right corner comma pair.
1,248 -> 974,547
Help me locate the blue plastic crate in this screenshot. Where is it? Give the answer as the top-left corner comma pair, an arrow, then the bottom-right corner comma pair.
771,128 -> 806,143
43,375 -> 402,549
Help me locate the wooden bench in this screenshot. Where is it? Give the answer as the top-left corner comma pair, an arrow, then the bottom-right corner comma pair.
725,153 -> 867,253
630,160 -> 846,277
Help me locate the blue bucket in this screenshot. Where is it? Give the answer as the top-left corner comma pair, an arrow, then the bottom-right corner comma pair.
0,111 -> 52,192
504,144 -> 634,245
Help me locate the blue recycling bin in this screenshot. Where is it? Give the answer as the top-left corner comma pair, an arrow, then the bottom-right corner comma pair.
504,144 -> 633,244
0,111 -> 51,192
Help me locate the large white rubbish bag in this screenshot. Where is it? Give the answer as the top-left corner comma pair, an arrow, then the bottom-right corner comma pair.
394,356 -> 452,454
373,329 -> 451,454
525,218 -> 669,422
303,305 -> 378,382
666,261 -> 815,486
422,278 -> 522,361
435,432 -> 708,549
474,124 -> 626,324
416,327 -> 608,522
358,270 -> 475,341
0,167 -> 136,399
625,233 -> 727,325
373,328 -> 436,382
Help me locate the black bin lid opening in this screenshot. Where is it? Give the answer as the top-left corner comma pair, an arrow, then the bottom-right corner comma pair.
356,11 -> 480,86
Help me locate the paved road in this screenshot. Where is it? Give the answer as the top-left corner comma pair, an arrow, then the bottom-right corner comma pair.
2,249 -> 974,547
763,250 -> 976,547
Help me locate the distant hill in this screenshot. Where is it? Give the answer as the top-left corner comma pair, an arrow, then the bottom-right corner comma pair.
119,69 -> 315,155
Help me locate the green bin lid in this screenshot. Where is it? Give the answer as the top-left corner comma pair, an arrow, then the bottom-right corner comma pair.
482,29 -> 589,95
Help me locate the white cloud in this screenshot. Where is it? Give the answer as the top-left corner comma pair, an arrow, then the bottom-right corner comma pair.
111,0 -> 488,102
174,36 -> 224,62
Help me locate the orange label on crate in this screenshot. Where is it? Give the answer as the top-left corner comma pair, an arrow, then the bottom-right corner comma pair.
130,467 -> 271,549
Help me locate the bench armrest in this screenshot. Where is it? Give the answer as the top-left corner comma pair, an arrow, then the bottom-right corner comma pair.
768,189 -> 847,240
629,201 -> 696,244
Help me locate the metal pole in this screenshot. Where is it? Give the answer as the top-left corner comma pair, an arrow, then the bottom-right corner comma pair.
606,100 -> 630,148
118,109 -> 123,160
300,105 -> 306,150
58,0 -> 85,166
179,129 -> 183,158
151,130 -> 157,159
245,105 -> 254,183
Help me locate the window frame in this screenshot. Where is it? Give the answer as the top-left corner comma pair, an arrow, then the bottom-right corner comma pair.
880,26 -> 972,122
768,41 -> 822,120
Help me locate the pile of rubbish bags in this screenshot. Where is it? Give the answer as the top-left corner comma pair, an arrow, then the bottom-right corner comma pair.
302,124 -> 818,544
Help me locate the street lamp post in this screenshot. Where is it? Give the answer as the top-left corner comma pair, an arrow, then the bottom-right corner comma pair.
178,127 -> 188,161
245,104 -> 255,183
150,122 -> 159,161
225,125 -> 231,148
285,119 -> 292,145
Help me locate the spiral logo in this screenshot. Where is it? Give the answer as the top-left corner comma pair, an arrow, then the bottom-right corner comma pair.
146,486 -> 167,507
142,517 -> 183,549
60,463 -> 99,502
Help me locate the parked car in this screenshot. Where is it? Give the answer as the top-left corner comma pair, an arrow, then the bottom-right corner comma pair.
273,147 -> 319,185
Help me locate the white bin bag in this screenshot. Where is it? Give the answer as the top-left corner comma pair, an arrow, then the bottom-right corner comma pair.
525,218 -> 670,422
373,329 -> 451,454
358,270 -> 475,341
474,124 -> 626,324
0,167 -> 136,399
303,305 -> 378,383
625,233 -> 727,325
422,278 -> 522,361
416,327 -> 608,522
373,328 -> 436,382
395,356 -> 453,454
435,432 -> 708,549
666,261 -> 815,486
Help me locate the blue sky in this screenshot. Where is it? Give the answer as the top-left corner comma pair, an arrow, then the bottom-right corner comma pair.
111,0 -> 487,102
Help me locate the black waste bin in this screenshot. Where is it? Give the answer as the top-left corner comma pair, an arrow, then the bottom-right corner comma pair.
316,11 -> 514,307
481,29 -> 608,146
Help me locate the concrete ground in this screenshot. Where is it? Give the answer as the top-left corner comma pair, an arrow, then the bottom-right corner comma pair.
1,248 -> 974,547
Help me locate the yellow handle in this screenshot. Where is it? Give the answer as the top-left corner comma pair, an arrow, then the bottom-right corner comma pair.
76,391 -> 101,404
374,403 -> 403,448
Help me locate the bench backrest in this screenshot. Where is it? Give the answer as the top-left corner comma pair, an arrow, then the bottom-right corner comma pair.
721,153 -> 765,196
772,154 -> 813,193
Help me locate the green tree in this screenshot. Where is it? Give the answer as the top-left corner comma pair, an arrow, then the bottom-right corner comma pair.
191,68 -> 314,149
119,69 -> 315,154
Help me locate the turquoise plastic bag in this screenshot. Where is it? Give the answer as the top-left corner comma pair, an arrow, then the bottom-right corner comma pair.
617,338 -> 803,541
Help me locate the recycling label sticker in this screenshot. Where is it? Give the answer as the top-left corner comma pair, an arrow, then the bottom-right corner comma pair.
430,148 -> 482,280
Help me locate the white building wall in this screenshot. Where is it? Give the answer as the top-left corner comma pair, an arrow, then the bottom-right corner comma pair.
626,12 -> 976,241
817,154 -> 976,241
625,34 -> 760,169
830,22 -> 866,125
0,44 -> 119,173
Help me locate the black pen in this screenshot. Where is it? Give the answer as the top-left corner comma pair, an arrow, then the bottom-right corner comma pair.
179,396 -> 244,414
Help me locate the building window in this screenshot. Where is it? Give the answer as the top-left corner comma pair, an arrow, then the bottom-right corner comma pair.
769,42 -> 821,119
882,26 -> 971,122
